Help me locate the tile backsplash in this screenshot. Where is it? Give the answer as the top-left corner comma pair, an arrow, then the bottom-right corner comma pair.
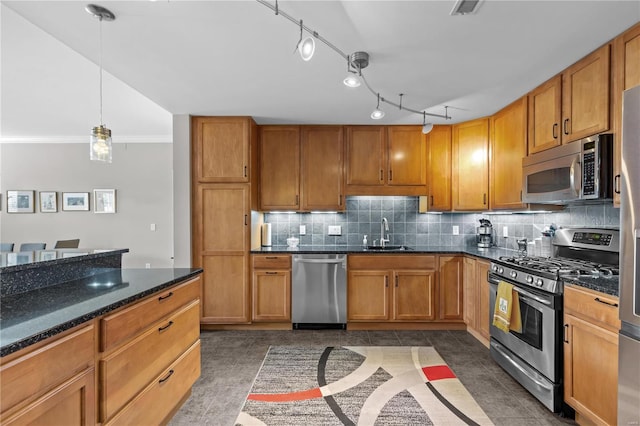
263,196 -> 620,249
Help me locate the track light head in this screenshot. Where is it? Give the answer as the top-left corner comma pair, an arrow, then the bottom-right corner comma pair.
298,36 -> 315,61
422,123 -> 434,134
343,73 -> 361,88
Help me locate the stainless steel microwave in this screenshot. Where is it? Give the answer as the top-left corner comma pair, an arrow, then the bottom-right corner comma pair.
522,134 -> 613,204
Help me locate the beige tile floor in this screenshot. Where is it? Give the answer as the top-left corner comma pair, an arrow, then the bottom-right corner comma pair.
169,330 -> 577,426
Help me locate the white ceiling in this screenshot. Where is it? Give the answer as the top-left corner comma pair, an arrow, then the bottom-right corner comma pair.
2,0 -> 639,140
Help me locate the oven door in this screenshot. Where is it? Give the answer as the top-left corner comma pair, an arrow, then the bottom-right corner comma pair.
522,143 -> 582,204
488,273 -> 562,382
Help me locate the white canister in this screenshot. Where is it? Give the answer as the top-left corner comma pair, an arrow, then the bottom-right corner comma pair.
541,235 -> 552,257
261,223 -> 272,247
534,238 -> 542,256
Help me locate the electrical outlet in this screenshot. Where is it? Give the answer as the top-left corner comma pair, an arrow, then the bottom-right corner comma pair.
452,225 -> 459,235
328,225 -> 342,235
503,226 -> 509,237
150,223 -> 156,231
145,263 -> 151,269
299,225 -> 306,235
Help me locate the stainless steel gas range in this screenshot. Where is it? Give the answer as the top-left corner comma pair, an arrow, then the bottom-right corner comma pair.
488,228 -> 619,413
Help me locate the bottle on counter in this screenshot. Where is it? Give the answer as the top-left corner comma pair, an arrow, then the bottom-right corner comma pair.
362,235 -> 368,247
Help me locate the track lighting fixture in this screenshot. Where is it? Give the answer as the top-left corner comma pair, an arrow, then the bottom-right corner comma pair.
86,3 -> 115,163
296,20 -> 315,61
343,51 -> 368,88
371,93 -> 385,120
422,112 -> 434,134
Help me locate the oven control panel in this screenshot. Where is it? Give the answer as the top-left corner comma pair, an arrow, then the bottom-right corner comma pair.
572,231 -> 612,246
490,263 -> 559,294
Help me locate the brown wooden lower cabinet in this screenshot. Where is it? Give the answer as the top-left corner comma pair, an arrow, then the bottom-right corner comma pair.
463,256 -> 490,345
438,256 -> 464,320
252,255 -> 291,322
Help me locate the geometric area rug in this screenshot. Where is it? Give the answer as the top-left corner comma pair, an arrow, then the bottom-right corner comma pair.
235,346 -> 494,425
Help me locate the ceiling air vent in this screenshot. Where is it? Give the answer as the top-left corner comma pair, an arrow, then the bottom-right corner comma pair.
450,0 -> 483,15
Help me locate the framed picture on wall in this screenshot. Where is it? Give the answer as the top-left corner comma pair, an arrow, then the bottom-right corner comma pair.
62,192 -> 90,211
39,191 -> 58,213
94,189 -> 116,213
6,190 -> 35,213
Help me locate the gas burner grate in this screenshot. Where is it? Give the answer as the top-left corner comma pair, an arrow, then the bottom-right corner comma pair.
497,255 -> 618,276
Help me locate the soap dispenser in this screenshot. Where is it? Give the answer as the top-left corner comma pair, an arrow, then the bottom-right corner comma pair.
362,235 -> 368,247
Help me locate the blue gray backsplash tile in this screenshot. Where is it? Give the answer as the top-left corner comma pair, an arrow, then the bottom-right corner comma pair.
264,196 -> 620,249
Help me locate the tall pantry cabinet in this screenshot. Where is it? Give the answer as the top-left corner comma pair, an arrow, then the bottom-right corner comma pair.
192,116 -> 258,324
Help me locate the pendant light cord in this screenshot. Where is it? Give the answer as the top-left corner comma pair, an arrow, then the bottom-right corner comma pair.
99,15 -> 104,126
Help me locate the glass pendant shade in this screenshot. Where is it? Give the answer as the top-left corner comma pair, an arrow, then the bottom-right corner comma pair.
343,73 -> 361,88
90,125 -> 113,163
371,109 -> 385,120
298,37 -> 315,61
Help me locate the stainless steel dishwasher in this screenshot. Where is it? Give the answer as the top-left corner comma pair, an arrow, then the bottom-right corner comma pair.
292,254 -> 347,329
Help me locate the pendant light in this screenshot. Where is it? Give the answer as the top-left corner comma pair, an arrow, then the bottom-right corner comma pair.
86,4 -> 115,163
371,93 -> 385,120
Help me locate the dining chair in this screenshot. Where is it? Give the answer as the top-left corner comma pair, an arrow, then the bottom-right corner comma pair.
0,243 -> 14,252
19,243 -> 46,251
54,239 -> 80,249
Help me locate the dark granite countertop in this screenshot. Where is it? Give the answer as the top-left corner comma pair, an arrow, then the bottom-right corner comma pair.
561,275 -> 619,297
0,248 -> 129,271
0,267 -> 202,357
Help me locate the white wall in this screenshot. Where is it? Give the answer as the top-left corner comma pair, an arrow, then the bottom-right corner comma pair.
0,143 -> 174,268
172,115 -> 191,268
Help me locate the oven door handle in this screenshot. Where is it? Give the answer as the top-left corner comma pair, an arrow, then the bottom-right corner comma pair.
492,342 -> 553,391
489,275 -> 552,306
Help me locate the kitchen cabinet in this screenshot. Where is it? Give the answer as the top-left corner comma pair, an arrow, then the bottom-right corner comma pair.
438,256 -> 464,321
425,125 -> 452,211
259,126 -> 301,211
452,118 -> 489,211
192,116 -> 256,183
528,44 -> 611,153
0,324 -> 95,425
490,96 -> 528,210
564,285 -> 619,426
347,255 -> 436,322
612,21 -> 640,207
252,255 -> 291,322
463,256 -> 490,345
301,126 -> 345,211
345,126 -> 427,196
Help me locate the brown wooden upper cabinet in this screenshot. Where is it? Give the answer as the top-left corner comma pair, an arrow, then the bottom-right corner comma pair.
301,126 -> 345,211
425,125 -> 452,211
528,44 -> 611,154
259,126 -> 301,211
345,125 -> 427,196
490,96 -> 528,210
192,116 -> 256,182
452,118 -> 489,211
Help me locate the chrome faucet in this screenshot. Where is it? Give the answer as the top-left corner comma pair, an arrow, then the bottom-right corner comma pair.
380,217 -> 390,248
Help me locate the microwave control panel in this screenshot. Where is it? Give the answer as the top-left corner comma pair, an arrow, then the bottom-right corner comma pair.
582,143 -> 597,197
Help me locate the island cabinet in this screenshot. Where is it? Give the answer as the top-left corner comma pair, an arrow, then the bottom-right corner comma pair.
425,125 -> 452,211
251,255 -> 291,322
452,118 -> 489,211
563,285 -> 619,426
0,323 -> 96,425
345,126 -> 427,196
612,21 -> 640,207
528,44 -> 611,153
347,255 -> 436,323
463,256 -> 491,345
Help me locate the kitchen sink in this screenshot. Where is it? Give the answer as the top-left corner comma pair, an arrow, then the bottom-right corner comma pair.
365,245 -> 412,251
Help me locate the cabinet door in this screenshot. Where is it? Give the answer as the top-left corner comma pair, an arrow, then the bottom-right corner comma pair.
462,257 -> 476,326
528,75 -> 562,154
301,126 -> 344,211
426,125 -> 452,211
192,116 -> 252,182
393,271 -> 435,321
387,126 -> 426,187
438,256 -> 463,320
476,260 -> 491,340
345,126 -> 386,187
347,270 -> 389,321
259,126 -> 300,210
490,97 -> 528,210
564,314 -> 618,425
196,184 -> 249,253
201,254 -> 250,323
252,271 -> 291,322
452,118 -> 489,211
562,44 -> 611,143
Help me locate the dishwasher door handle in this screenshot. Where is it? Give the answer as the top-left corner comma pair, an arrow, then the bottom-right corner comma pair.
295,258 -> 345,264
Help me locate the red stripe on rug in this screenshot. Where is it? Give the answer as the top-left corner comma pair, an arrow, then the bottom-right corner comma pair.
248,387 -> 323,402
422,365 -> 456,381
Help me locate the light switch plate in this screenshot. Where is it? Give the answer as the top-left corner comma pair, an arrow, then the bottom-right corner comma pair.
328,225 -> 342,235
452,225 -> 459,235
503,226 -> 508,237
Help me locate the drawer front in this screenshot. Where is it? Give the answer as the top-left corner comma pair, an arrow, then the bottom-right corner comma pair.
100,301 -> 200,422
101,276 -> 200,351
253,255 -> 291,269
564,285 -> 620,330
105,340 -> 201,426
0,323 -> 94,414
348,255 -> 436,270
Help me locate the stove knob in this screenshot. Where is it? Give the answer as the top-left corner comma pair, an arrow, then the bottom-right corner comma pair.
510,271 -> 517,279
492,265 -> 499,272
526,276 -> 534,283
536,278 -> 544,287
498,267 -> 504,274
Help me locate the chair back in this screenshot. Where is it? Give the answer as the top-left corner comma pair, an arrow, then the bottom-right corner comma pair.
54,239 -> 80,249
0,243 -> 14,252
19,243 -> 46,251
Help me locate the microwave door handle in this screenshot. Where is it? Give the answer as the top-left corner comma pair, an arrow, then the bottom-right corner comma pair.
570,157 -> 581,197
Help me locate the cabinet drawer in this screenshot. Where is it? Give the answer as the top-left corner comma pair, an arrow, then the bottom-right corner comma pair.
564,285 -> 620,331
253,255 -> 291,269
348,255 -> 436,270
105,340 -> 201,426
100,301 -> 200,422
0,323 -> 94,414
100,276 -> 200,351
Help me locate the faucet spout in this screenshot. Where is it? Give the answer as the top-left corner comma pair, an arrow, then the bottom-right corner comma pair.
380,218 -> 390,248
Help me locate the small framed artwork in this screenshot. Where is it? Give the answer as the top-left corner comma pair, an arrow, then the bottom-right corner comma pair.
39,191 -> 58,213
94,189 -> 116,214
7,190 -> 35,213
62,192 -> 90,211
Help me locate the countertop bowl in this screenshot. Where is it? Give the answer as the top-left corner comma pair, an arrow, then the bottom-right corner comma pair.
287,237 -> 300,248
